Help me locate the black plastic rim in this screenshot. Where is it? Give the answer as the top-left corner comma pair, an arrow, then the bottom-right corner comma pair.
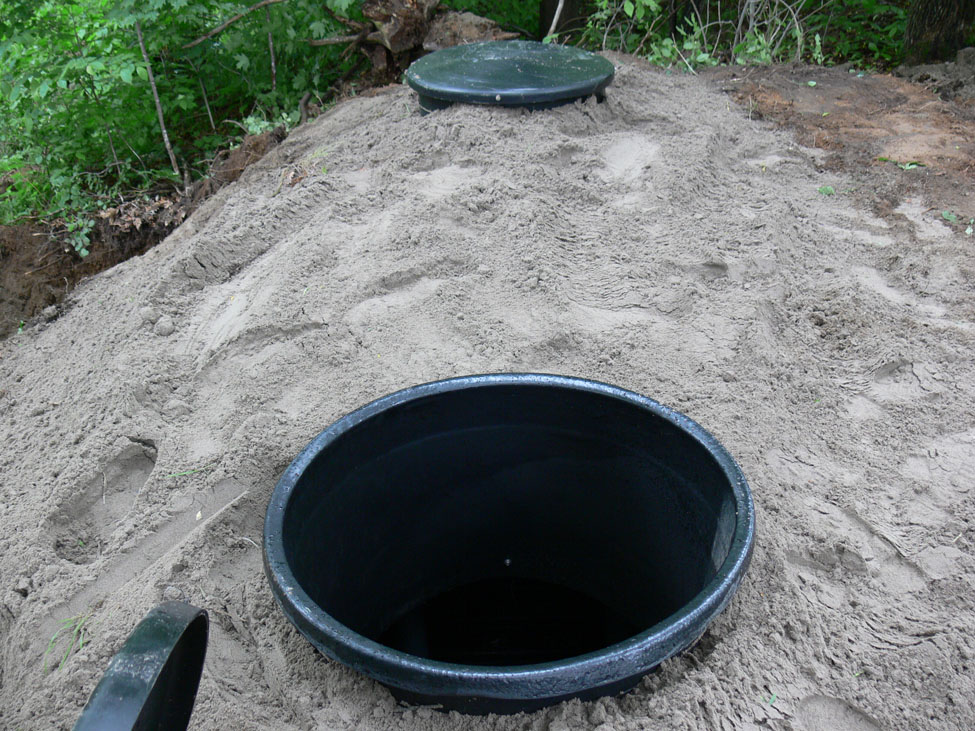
263,374 -> 754,713
404,40 -> 615,112
73,601 -> 208,731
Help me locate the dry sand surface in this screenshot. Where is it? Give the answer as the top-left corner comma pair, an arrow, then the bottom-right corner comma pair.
1,55 -> 973,730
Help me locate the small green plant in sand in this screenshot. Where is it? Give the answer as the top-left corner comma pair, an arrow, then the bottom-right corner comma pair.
44,612 -> 93,673
877,156 -> 925,171
818,185 -> 835,196
164,464 -> 213,478
938,211 -> 974,236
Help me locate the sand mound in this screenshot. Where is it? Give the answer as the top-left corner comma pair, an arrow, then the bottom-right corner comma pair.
1,55 -> 973,729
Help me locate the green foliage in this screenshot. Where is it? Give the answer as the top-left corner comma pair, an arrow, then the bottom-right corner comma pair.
581,0 -> 723,69
580,0 -> 911,70
804,0 -> 908,67
646,24 -> 720,70
44,612 -> 93,673
0,0 -> 926,245
583,0 -> 666,57
65,216 -> 94,257
0,0 -> 362,237
878,156 -> 925,170
734,29 -> 775,65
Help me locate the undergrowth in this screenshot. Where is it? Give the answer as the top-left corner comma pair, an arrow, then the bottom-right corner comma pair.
0,0 -> 360,255
577,0 -> 910,71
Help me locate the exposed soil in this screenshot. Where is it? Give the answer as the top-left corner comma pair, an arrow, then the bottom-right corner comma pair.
0,214 -> 174,336
0,126 -> 289,339
896,46 -> 975,102
1,52 -> 974,731
707,57 -> 975,235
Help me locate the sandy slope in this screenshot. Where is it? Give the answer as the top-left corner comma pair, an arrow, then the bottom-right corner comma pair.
1,55 -> 973,730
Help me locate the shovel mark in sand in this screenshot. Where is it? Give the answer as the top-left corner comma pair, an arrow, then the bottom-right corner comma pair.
900,429 -> 975,531
902,429 -> 975,487
843,394 -> 885,421
194,321 -> 326,385
853,266 -> 946,318
345,260 -> 473,327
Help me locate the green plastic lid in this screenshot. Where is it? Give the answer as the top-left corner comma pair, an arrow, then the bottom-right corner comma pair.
405,40 -> 615,113
73,602 -> 208,731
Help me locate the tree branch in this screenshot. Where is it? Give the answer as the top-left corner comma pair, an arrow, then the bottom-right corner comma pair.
306,33 -> 379,47
546,0 -> 566,37
321,4 -> 366,31
183,0 -> 289,50
198,75 -> 216,131
135,20 -> 180,179
266,6 -> 277,92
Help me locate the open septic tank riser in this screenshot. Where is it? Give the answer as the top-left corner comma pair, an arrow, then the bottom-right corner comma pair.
263,374 -> 755,714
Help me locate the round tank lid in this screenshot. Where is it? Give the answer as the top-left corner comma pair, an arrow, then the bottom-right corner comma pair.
405,40 -> 615,110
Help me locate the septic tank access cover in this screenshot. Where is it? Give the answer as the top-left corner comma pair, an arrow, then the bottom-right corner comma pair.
405,40 -> 615,113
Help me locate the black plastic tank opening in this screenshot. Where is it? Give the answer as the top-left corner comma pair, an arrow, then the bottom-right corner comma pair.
280,382 -> 738,668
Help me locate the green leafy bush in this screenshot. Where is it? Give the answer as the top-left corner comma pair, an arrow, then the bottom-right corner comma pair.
0,0 -> 360,249
580,0 -> 910,70
804,0 -> 908,67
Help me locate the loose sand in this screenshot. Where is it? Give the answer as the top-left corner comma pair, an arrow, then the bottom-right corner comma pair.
1,54 -> 973,730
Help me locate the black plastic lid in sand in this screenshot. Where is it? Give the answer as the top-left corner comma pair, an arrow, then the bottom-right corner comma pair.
73,601 -> 208,731
404,40 -> 615,113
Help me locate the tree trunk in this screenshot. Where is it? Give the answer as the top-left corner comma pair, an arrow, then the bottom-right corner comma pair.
904,0 -> 975,63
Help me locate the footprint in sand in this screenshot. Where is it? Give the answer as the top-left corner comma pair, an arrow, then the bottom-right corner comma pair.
410,165 -> 478,199
869,358 -> 941,403
767,458 -> 927,597
45,442 -> 156,564
900,429 -> 975,532
597,135 -> 659,184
